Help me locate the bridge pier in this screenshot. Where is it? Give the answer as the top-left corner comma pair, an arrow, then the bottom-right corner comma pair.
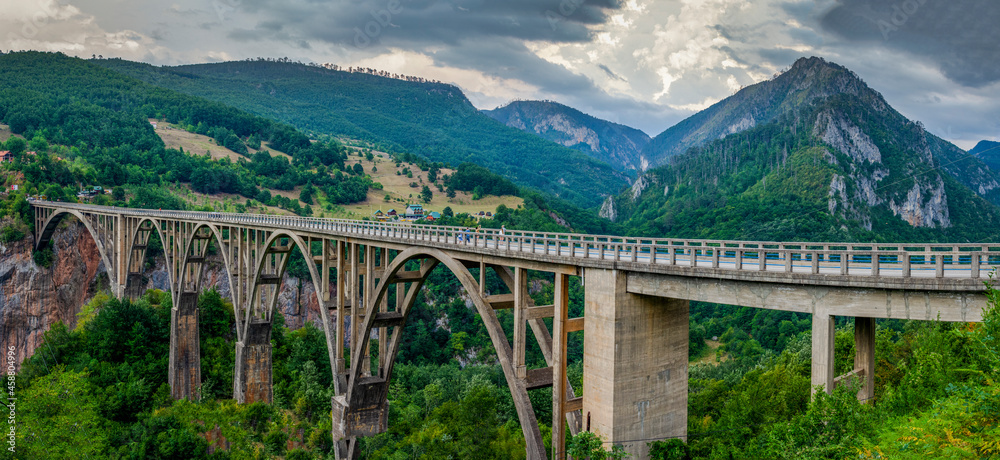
234,321 -> 273,404
811,310 -> 835,394
583,269 -> 688,459
854,317 -> 875,402
814,314 -> 877,400
169,292 -> 201,400
125,274 -> 144,301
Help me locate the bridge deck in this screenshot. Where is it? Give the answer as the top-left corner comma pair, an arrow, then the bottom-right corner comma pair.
32,200 -> 1000,292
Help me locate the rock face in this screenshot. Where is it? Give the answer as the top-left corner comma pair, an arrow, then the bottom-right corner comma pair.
816,111 -> 881,164
1,222 -> 104,365
1,222 -> 328,366
629,175 -> 653,200
817,109 -> 950,229
599,196 -> 617,222
484,100 -> 650,172
889,178 -> 951,228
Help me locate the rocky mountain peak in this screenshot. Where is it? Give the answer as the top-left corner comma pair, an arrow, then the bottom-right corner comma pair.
640,56 -> 892,166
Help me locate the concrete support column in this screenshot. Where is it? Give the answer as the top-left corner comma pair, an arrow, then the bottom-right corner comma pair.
169,292 -> 201,400
234,321 -> 273,404
125,274 -> 144,301
854,317 -> 875,402
583,269 -> 688,460
811,311 -> 835,395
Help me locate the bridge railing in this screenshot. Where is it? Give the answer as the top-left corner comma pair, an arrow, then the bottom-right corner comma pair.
32,200 -> 1000,280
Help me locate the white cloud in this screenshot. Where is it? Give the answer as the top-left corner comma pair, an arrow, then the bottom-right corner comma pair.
653,67 -> 678,100
0,0 -> 171,61
349,50 -> 540,110
670,97 -> 720,112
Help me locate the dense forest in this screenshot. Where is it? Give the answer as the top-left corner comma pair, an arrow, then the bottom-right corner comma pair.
0,52 -> 615,238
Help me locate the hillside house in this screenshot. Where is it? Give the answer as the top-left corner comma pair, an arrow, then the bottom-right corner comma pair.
0,151 -> 11,163
404,204 -> 425,220
76,186 -> 106,200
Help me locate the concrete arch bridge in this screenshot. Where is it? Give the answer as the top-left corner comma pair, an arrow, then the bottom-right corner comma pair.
30,200 -> 998,459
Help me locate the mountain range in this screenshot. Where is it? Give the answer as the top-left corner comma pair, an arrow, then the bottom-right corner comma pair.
483,100 -> 650,173
604,57 -> 1000,242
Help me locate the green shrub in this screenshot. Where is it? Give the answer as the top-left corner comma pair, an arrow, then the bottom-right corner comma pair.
0,223 -> 25,242
33,246 -> 54,267
649,439 -> 690,460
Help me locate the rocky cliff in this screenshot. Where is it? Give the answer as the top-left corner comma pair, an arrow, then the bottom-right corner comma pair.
1,222 -> 103,365
1,221 -> 327,365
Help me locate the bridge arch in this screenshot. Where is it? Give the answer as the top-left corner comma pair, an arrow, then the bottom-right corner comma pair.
245,230 -> 324,330
175,222 -> 229,301
122,217 -> 169,299
340,246 -> 547,460
121,218 -> 234,309
36,209 -> 117,288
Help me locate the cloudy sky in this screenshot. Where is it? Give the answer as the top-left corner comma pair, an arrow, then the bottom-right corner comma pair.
2,0 -> 998,149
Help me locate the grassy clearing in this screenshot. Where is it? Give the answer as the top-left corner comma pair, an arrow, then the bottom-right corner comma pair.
691,339 -> 728,365
333,147 -> 522,219
152,120 -> 292,161
167,184 -> 298,216
0,123 -> 13,143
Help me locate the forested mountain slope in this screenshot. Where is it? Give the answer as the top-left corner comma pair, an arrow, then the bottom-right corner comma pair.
0,51 -> 373,216
92,59 -> 628,208
605,57 -> 1000,242
641,57 -> 1000,202
610,93 -> 1000,242
484,100 -> 650,173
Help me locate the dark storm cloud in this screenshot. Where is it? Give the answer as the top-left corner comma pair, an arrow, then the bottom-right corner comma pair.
236,0 -> 621,49
818,0 -> 1000,87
